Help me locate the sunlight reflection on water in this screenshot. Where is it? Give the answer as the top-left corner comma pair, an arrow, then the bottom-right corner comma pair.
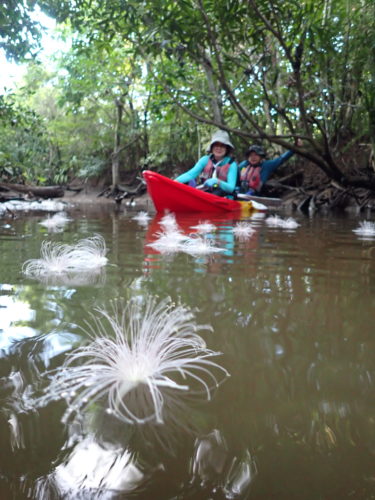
0,290 -> 35,351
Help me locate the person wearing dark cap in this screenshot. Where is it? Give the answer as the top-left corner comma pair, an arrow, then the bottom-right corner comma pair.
238,141 -> 300,196
175,130 -> 238,197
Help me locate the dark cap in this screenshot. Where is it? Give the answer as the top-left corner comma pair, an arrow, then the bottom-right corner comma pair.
246,144 -> 266,157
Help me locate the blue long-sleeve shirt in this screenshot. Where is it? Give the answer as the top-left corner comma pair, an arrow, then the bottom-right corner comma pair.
239,150 -> 294,186
175,155 -> 238,194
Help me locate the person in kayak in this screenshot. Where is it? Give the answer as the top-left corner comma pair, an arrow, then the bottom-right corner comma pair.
175,130 -> 238,198
238,140 -> 301,196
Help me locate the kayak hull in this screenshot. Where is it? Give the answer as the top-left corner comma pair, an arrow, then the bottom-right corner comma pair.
143,170 -> 266,213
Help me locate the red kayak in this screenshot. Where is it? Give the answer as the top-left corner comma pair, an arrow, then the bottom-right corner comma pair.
143,170 -> 267,213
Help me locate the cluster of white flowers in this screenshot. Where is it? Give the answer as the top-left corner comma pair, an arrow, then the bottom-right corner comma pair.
22,234 -> 108,279
0,199 -> 69,215
147,213 -> 225,255
265,215 -> 300,229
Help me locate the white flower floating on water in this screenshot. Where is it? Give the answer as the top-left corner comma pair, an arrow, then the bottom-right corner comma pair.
36,297 -> 228,424
265,215 -> 283,227
152,233 -> 225,256
232,222 -> 255,239
181,234 -> 225,256
132,211 -> 151,224
22,234 -> 108,279
147,229 -> 187,253
265,215 -> 300,229
147,223 -> 225,256
70,234 -> 108,270
352,221 -> 375,237
190,221 -> 217,234
160,213 -> 179,231
23,241 -> 79,276
1,199 -> 68,213
39,212 -> 71,231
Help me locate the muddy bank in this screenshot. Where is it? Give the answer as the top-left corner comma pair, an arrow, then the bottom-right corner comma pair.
59,188 -> 155,213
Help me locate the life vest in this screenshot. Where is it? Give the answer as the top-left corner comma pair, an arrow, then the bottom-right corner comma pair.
200,156 -> 233,183
240,162 -> 262,192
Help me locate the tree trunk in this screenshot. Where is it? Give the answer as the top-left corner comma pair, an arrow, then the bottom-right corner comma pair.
202,52 -> 224,125
112,98 -> 124,190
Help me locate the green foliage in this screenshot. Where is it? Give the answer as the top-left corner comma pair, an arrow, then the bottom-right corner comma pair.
75,156 -> 107,179
3,0 -> 375,188
0,93 -> 58,183
0,0 -> 42,61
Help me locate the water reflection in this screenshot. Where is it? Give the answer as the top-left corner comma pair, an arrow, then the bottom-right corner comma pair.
146,214 -> 226,256
0,288 -> 36,352
1,209 -> 375,498
3,371 -> 227,498
190,429 -> 256,499
143,212 -> 263,268
34,297 -> 227,427
25,268 -> 107,287
53,435 -> 144,496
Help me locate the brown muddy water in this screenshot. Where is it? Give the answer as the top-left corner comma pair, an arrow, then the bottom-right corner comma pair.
0,202 -> 374,500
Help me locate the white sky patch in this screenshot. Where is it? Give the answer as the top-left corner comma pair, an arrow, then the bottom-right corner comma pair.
0,55 -> 26,92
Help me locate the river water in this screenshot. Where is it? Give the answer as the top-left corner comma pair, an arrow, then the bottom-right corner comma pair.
0,201 -> 374,499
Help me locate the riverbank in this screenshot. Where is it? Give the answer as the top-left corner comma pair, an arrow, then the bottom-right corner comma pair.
59,188 -> 153,211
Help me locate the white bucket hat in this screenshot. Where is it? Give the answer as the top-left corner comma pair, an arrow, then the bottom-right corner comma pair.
208,130 -> 234,151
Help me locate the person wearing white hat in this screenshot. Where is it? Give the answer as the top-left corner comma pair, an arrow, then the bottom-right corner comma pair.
175,130 -> 238,197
